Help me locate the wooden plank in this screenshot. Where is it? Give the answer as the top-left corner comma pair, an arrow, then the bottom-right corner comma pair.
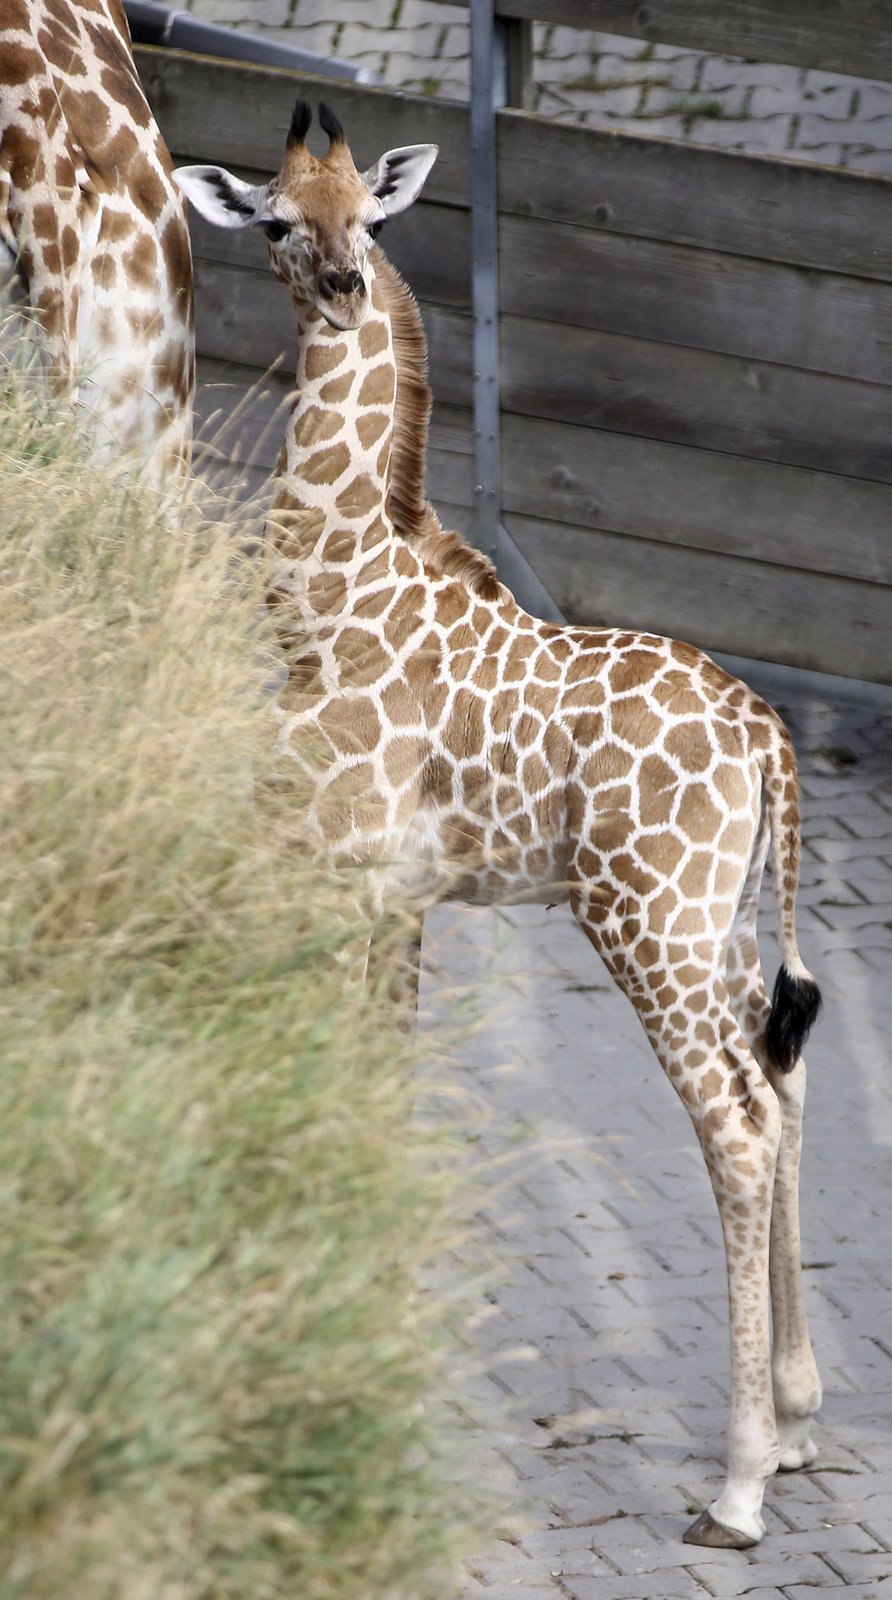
195,357 -> 294,470
502,513 -> 892,683
423,296 -> 892,486
187,193 -> 892,398
190,232 -> 892,458
498,213 -> 892,385
393,399 -> 892,590
497,315 -> 892,484
189,200 -> 892,388
426,0 -> 892,86
192,259 -> 292,369
497,412 -> 892,585
136,46 -> 469,205
498,113 -> 892,284
188,220 -> 892,479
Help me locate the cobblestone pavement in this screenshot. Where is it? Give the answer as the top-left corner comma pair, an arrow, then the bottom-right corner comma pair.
419,662 -> 892,1598
179,0 -> 892,176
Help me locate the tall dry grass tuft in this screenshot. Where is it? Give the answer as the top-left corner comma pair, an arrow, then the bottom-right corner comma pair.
0,371 -> 479,1599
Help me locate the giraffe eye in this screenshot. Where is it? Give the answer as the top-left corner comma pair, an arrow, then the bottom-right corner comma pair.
367,219 -> 385,239
262,220 -> 291,243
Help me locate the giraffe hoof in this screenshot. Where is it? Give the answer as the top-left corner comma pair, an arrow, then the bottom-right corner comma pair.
683,1510 -> 760,1549
778,1437 -> 818,1471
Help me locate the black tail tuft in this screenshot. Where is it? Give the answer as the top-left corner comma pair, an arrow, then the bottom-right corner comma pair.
765,966 -> 822,1072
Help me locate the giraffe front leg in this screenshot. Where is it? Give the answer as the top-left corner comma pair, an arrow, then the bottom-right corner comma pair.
369,917 -> 423,1032
766,1058 -> 822,1470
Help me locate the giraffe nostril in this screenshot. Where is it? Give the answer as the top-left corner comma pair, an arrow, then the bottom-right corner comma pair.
319,267 -> 364,299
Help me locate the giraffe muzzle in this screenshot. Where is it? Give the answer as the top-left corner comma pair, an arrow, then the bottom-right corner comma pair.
319,267 -> 364,299
314,266 -> 369,330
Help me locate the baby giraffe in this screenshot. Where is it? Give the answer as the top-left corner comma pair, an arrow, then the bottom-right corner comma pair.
176,102 -> 822,1550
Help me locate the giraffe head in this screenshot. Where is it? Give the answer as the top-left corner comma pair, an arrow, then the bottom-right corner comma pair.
174,101 -> 437,330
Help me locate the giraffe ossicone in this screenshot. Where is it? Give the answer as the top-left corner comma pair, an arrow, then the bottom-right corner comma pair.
0,0 -> 195,480
177,101 -> 823,1550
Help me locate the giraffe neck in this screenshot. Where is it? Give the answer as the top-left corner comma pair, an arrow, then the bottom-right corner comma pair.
269,250 -> 505,619
269,261 -> 399,591
376,250 -> 503,602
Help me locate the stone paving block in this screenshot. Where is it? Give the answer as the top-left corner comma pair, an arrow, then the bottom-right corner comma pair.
690,1553 -> 846,1591
431,24 -> 472,61
809,905 -> 892,935
516,1520 -> 622,1575
860,84 -> 892,116
190,0 -> 288,20
339,17 -> 440,53
844,147 -> 892,173
823,1551 -> 892,1584
380,53 -> 468,93
751,84 -> 856,118
786,1587 -> 892,1600
799,109 -> 882,144
617,114 -> 689,141
538,24 -> 593,60
789,141 -> 850,167
770,1472 -> 841,1509
750,1525 -> 891,1559
561,1577 -> 712,1600
784,1497 -> 892,1536
701,1592 -> 806,1600
462,1588 -> 556,1600
700,56 -> 804,91
557,86 -> 644,120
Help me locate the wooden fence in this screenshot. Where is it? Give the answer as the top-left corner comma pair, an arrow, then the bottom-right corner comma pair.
138,45 -> 892,683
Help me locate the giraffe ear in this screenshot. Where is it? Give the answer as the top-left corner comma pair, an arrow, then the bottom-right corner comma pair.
173,164 -> 274,230
361,144 -> 438,216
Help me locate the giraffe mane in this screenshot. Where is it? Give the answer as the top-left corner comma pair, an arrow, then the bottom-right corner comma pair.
371,249 -> 504,602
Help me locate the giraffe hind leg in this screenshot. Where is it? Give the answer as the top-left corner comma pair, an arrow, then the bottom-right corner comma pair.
726,882 -> 822,1475
572,887 -> 781,1546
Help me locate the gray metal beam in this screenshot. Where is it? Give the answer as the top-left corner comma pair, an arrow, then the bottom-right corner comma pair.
124,1 -> 375,83
468,3 -> 564,622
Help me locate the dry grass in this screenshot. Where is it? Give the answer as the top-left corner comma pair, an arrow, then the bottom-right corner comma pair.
0,371 -> 481,1599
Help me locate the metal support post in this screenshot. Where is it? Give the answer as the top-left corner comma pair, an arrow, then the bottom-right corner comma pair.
469,2 -> 564,622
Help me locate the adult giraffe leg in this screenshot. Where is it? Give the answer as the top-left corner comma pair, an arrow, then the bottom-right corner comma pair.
572,887 -> 781,1547
727,927 -> 822,1472
369,917 -> 423,1032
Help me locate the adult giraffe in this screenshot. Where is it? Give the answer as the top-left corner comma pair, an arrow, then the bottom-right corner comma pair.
0,0 -> 194,479
176,101 -> 822,1551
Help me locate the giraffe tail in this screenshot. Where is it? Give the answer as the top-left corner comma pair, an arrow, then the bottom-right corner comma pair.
759,719 -> 822,1072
